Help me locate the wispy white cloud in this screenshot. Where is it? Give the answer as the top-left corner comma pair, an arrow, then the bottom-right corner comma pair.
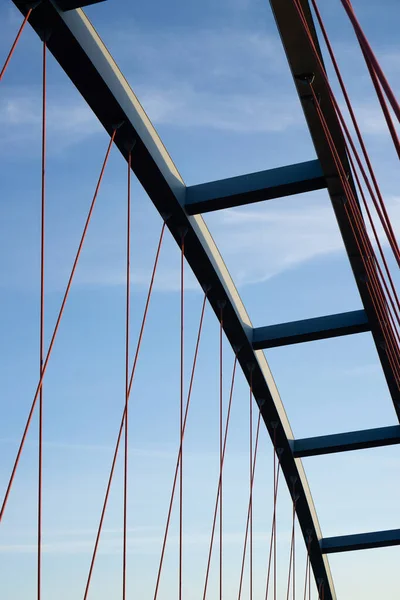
206,197 -> 344,286
0,86 -> 101,153
135,84 -> 298,133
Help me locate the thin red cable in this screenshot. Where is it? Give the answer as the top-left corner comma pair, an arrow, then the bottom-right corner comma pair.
265,431 -> 281,600
341,197 -> 400,382
361,46 -> 400,160
348,150 -> 400,331
237,411 -> 261,600
310,0 -> 400,257
0,8 -> 32,81
122,151 -> 131,600
264,465 -> 281,599
294,0 -> 400,264
310,83 -> 400,379
293,496 -> 296,600
179,234 -> 184,600
37,37 -> 46,600
154,292 -> 207,600
311,84 -> 400,380
340,0 -> 400,123
296,30 -> 400,373
0,130 -> 116,523
286,493 -> 297,600
303,537 -> 311,600
202,355 -> 237,600
83,223 -> 166,600
219,307 -> 223,600
249,371 -> 253,600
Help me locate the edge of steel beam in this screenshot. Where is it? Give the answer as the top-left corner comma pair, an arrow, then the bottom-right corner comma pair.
252,309 -> 369,349
321,529 -> 400,554
11,1 -> 335,597
185,159 -> 326,214
269,0 -> 400,419
293,424 -> 400,457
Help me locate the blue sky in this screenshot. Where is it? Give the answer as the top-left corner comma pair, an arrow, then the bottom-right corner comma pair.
0,0 -> 399,598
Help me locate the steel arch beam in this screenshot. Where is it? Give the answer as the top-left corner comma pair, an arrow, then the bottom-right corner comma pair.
269,0 -> 400,417
11,0 -> 335,596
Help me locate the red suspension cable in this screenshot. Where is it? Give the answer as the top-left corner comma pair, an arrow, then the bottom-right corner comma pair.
202,355 -> 238,600
0,130 -> 116,523
153,292 -> 208,600
309,0 -> 400,260
339,0 -> 400,123
0,8 -> 32,81
82,222 -> 165,600
122,151 -> 132,600
249,371 -> 253,600
37,37 -> 46,600
291,0 -> 400,385
219,306 -> 224,600
361,45 -> 400,160
310,83 -> 400,381
309,82 -> 400,380
179,234 -> 185,600
303,537 -> 311,600
237,411 -> 261,600
265,430 -> 281,600
285,488 -> 297,600
83,223 -> 166,600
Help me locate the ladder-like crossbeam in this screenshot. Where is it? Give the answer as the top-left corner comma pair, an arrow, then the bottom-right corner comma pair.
184,159 -> 326,214
321,529 -> 400,554
293,425 -> 400,457
253,309 -> 369,349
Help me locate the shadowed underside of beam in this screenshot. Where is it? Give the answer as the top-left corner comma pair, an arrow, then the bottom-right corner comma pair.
185,159 -> 326,214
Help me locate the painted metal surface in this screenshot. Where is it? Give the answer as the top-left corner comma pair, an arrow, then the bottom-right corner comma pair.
294,425 -> 400,457
253,309 -> 369,349
185,159 -> 326,214
321,529 -> 400,553
11,0 -> 335,596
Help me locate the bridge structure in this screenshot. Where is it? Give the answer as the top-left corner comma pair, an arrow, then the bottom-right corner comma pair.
1,1 -> 399,599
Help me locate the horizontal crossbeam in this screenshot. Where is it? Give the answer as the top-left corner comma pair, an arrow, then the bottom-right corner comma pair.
321,529 -> 400,553
252,309 -> 369,349
184,159 -> 326,214
56,0 -> 106,11
293,424 -> 400,457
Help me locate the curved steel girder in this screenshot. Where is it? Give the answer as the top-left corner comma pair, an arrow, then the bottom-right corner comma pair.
11,1 -> 335,597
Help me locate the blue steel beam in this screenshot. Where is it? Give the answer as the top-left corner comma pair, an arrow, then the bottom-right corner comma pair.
184,159 -> 326,214
293,425 -> 400,457
252,309 -> 369,349
321,529 -> 400,554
